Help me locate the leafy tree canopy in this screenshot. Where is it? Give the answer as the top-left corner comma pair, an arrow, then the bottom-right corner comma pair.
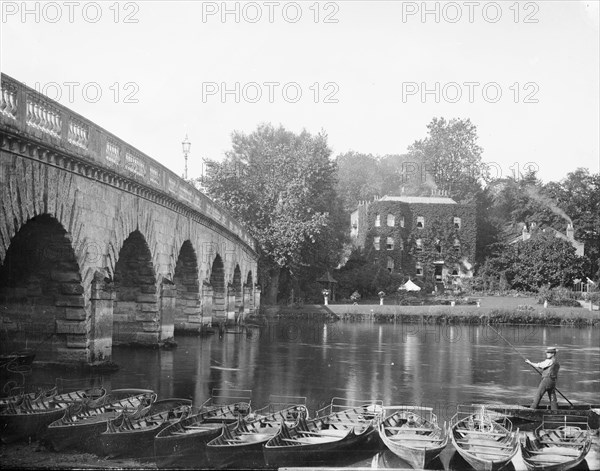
201,123 -> 342,303
478,232 -> 585,291
407,117 -> 484,202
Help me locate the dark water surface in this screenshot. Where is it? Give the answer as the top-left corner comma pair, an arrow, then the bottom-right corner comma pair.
15,319 -> 600,469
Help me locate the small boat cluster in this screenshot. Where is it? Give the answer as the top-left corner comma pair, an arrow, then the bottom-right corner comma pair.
0,385 -> 596,470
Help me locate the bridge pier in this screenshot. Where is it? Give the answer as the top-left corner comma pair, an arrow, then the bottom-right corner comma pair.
159,278 -> 176,342
89,270 -> 114,364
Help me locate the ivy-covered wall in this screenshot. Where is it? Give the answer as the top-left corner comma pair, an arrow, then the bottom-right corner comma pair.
358,200 -> 476,283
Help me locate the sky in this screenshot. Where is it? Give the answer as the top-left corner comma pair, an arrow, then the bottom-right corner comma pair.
2,0 -> 599,184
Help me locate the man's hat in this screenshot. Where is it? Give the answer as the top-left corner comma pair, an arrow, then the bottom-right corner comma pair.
546,347 -> 558,354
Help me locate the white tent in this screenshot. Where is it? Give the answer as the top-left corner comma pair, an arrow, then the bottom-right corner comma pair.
399,279 -> 421,292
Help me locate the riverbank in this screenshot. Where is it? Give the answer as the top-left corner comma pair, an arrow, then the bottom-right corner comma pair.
0,441 -> 154,469
258,296 -> 599,326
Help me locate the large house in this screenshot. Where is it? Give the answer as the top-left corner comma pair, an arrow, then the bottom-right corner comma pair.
351,192 -> 476,289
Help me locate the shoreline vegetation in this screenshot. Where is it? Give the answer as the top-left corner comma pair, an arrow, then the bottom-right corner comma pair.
257,297 -> 600,327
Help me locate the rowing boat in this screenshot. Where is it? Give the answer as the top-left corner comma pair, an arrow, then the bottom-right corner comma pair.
520,415 -> 592,471
206,395 -> 309,468
153,388 -> 252,468
263,397 -> 383,468
0,386 -> 57,408
0,386 -> 106,444
450,405 -> 518,471
485,403 -> 600,430
45,388 -> 156,453
379,406 -> 448,469
99,398 -> 192,458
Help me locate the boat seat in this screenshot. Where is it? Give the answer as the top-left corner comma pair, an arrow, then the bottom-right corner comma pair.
456,439 -> 512,448
387,435 -> 444,442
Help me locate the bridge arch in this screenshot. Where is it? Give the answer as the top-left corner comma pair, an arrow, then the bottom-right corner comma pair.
0,214 -> 84,357
173,240 -> 200,332
113,230 -> 158,345
210,254 -> 225,322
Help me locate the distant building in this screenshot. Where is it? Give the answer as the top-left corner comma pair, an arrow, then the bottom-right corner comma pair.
513,222 -> 584,256
351,192 -> 476,289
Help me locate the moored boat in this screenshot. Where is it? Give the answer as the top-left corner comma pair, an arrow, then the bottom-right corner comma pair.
99,398 -> 192,458
486,403 -> 600,430
0,386 -> 58,408
0,386 -> 106,444
206,395 -> 309,468
450,405 -> 519,471
520,415 -> 592,471
45,388 -> 155,453
263,397 -> 383,468
379,405 -> 448,469
153,388 -> 252,468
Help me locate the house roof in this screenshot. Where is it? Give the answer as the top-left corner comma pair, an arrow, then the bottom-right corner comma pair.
379,196 -> 457,204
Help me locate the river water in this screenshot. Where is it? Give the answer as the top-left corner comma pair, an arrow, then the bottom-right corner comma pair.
14,318 -> 600,469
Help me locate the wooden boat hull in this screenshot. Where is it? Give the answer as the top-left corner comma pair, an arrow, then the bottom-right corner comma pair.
153,412 -> 231,468
0,387 -> 106,444
378,408 -> 448,469
1,407 -> 66,444
99,398 -> 192,458
520,434 -> 591,471
263,405 -> 381,468
206,404 -> 309,468
206,434 -> 268,469
45,389 -> 155,453
264,425 -> 378,467
486,404 -> 600,430
154,390 -> 253,468
450,407 -> 519,471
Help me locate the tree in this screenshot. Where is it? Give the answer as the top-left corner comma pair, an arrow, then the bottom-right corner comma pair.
335,152 -> 384,213
407,117 -> 484,202
202,124 -> 342,304
479,232 -> 585,292
544,169 -> 600,278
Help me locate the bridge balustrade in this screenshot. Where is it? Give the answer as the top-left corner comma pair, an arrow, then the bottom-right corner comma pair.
0,73 -> 254,250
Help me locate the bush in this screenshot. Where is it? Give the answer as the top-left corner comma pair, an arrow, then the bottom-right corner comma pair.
537,285 -> 581,307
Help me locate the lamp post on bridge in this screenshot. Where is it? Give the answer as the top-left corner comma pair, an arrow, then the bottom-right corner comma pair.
182,135 -> 191,180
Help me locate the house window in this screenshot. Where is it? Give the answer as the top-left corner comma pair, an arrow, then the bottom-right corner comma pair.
400,216 -> 405,228
374,236 -> 380,251
387,214 -> 395,227
454,217 -> 461,229
416,216 -> 424,229
375,214 -> 381,227
453,238 -> 461,253
386,237 -> 394,250
415,238 -> 423,253
416,262 -> 423,276
387,257 -> 394,273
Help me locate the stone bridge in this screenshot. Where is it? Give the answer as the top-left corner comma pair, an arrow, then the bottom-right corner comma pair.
0,73 -> 259,366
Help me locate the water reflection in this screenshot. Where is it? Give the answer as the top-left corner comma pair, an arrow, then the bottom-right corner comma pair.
104,321 -> 600,419
8,320 -> 600,469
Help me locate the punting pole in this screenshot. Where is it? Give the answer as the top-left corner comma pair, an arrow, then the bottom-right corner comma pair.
487,324 -> 573,406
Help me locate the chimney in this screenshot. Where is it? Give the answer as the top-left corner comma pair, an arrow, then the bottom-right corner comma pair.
566,224 -> 574,240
